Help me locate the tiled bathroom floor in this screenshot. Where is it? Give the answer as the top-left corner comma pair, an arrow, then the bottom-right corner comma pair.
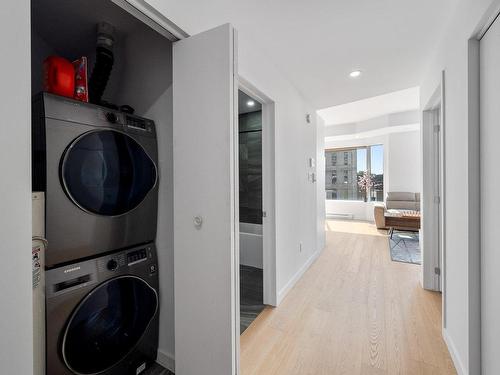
240,265 -> 265,333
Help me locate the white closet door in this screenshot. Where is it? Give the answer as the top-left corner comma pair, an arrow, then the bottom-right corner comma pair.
480,16 -> 500,375
173,24 -> 239,375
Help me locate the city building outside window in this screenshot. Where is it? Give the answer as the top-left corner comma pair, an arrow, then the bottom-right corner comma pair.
325,145 -> 384,201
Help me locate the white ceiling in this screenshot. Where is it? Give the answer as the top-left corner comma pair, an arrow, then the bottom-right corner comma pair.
146,0 -> 457,109
318,87 -> 420,126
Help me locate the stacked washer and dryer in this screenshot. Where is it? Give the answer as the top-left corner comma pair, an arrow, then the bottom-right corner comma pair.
32,93 -> 160,375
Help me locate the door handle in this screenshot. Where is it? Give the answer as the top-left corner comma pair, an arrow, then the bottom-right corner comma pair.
194,216 -> 203,229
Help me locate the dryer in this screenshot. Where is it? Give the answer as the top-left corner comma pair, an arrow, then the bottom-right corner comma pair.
32,93 -> 159,267
45,243 -> 159,375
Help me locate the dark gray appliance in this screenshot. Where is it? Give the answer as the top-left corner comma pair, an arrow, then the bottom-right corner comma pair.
45,243 -> 159,375
32,93 -> 158,267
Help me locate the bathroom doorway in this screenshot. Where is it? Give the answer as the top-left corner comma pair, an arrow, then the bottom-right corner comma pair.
237,79 -> 277,335
238,89 -> 265,333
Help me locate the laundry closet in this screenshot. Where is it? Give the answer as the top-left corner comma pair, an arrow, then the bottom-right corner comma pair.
30,1 -> 238,374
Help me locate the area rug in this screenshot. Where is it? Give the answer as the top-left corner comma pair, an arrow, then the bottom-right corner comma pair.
389,231 -> 421,265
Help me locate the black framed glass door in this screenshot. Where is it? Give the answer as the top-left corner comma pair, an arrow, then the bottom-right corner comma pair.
62,276 -> 158,374
61,130 -> 157,216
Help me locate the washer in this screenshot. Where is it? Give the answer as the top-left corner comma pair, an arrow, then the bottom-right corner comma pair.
45,243 -> 159,375
32,93 -> 159,267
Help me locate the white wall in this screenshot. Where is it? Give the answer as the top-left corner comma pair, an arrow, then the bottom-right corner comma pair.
387,131 -> 421,192
316,116 -> 326,252
0,2 -> 33,375
236,33 -> 323,302
324,129 -> 420,221
419,0 -> 496,373
326,200 -> 376,221
324,110 -> 420,137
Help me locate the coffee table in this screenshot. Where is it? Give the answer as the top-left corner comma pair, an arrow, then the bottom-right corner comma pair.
384,210 -> 421,238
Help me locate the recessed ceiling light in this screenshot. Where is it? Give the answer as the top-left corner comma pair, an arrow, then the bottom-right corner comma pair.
247,100 -> 255,107
349,70 -> 362,78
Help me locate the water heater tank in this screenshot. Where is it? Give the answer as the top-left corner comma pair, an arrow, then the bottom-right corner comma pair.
32,192 -> 46,375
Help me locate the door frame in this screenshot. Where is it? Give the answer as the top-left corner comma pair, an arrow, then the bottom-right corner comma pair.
111,0 -> 188,40
238,76 -> 277,307
422,74 -> 445,295
469,3 -> 500,372
467,36 -> 481,375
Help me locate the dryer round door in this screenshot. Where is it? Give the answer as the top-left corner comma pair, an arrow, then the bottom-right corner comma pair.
62,276 -> 158,375
61,130 -> 157,216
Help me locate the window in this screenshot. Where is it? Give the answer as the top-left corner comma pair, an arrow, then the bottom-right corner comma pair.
369,145 -> 384,202
325,145 -> 384,201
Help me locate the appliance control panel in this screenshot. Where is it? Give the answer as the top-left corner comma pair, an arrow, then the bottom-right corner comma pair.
127,247 -> 150,266
46,243 -> 158,298
125,115 -> 154,133
97,246 -> 152,272
40,93 -> 156,136
100,110 -> 155,134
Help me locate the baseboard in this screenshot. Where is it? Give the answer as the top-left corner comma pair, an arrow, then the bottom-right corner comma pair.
277,247 -> 323,305
156,349 -> 175,373
326,213 -> 354,220
443,328 -> 467,375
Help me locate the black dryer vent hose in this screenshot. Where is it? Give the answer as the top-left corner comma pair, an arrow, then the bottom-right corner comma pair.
89,22 -> 115,105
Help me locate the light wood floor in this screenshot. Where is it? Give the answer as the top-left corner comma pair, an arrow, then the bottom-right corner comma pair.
240,220 -> 457,375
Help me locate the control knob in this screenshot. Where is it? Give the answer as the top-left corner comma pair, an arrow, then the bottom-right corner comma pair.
107,259 -> 118,271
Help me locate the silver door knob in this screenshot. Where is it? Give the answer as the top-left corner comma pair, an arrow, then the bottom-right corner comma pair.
194,216 -> 203,229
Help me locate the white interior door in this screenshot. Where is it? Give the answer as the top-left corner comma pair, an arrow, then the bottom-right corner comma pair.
432,108 -> 442,291
480,17 -> 500,375
422,103 -> 443,292
173,24 -> 239,375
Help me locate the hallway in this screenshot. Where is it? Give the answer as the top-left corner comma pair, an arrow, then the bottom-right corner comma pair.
240,220 -> 456,375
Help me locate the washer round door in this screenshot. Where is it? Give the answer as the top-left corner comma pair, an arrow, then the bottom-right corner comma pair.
61,130 -> 157,216
62,276 -> 158,375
